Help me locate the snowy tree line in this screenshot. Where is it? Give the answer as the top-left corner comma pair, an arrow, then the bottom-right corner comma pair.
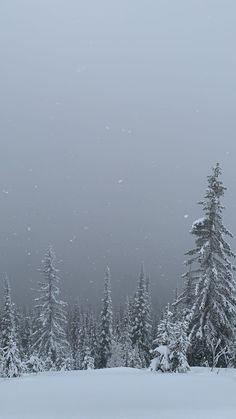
0,252 -> 153,377
1,163 -> 236,377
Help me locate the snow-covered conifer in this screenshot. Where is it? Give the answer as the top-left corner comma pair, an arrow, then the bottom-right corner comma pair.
185,164 -> 236,366
82,346 -> 95,370
98,266 -> 113,368
151,305 -> 189,373
170,320 -> 190,373
131,264 -> 152,367
1,277 -> 22,378
27,353 -> 45,373
32,246 -> 70,370
120,298 -> 135,367
15,308 -> 32,366
68,302 -> 82,370
107,339 -> 125,367
154,305 -> 175,348
83,311 -> 99,368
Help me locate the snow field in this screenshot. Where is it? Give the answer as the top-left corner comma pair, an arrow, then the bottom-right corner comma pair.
0,367 -> 236,419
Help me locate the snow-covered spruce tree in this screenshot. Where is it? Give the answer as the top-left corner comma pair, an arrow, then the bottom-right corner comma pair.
32,246 -> 70,370
108,308 -> 126,368
171,265 -> 198,359
154,305 -> 174,348
14,307 -> 32,371
131,264 -> 152,367
67,302 -> 82,370
107,339 -> 125,368
150,306 -> 174,372
172,287 -> 181,323
145,274 -> 153,338
120,297 -> 136,367
20,310 -> 32,360
113,308 -> 123,343
130,345 -> 143,368
82,346 -> 95,370
175,263 -> 196,316
1,277 -> 22,378
170,319 -> 190,373
71,309 -> 98,370
73,310 -> 91,370
98,266 -> 113,368
151,305 -> 189,373
26,353 -> 45,374
185,163 -> 236,367
78,312 -> 94,370
108,297 -> 144,368
88,313 -> 99,369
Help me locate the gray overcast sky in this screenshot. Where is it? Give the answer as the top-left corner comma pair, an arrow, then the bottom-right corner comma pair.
1,0 -> 236,309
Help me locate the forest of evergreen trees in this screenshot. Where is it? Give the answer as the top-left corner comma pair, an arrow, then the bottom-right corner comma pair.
1,163 -> 236,378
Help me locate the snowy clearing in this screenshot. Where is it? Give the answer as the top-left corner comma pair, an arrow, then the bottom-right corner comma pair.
0,367 -> 236,419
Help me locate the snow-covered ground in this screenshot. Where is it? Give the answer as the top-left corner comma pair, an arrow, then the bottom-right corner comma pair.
0,367 -> 236,419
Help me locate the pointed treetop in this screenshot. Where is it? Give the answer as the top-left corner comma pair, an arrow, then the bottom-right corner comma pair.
46,244 -> 55,259
105,265 -> 110,278
206,162 -> 226,199
3,273 -> 10,291
140,262 -> 145,280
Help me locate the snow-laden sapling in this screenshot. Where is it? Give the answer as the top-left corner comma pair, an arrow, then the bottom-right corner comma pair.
150,306 -> 190,373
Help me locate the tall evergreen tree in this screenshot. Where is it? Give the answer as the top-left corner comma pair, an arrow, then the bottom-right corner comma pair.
1,277 -> 21,378
32,246 -> 70,370
98,266 -> 113,368
86,311 -> 99,369
79,311 -> 96,370
67,302 -> 81,370
14,307 -> 32,369
121,297 -> 135,367
184,163 -> 236,366
131,264 -> 152,367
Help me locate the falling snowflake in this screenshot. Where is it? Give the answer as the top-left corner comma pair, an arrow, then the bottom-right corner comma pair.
69,235 -> 77,242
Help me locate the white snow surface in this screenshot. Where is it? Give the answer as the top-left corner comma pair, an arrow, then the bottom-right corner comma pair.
1,367 -> 236,418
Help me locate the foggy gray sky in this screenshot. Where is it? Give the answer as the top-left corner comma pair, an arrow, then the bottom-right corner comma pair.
1,0 -> 236,310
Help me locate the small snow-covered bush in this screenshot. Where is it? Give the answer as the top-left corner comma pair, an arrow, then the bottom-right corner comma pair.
26,354 -> 45,373
150,345 -> 170,372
